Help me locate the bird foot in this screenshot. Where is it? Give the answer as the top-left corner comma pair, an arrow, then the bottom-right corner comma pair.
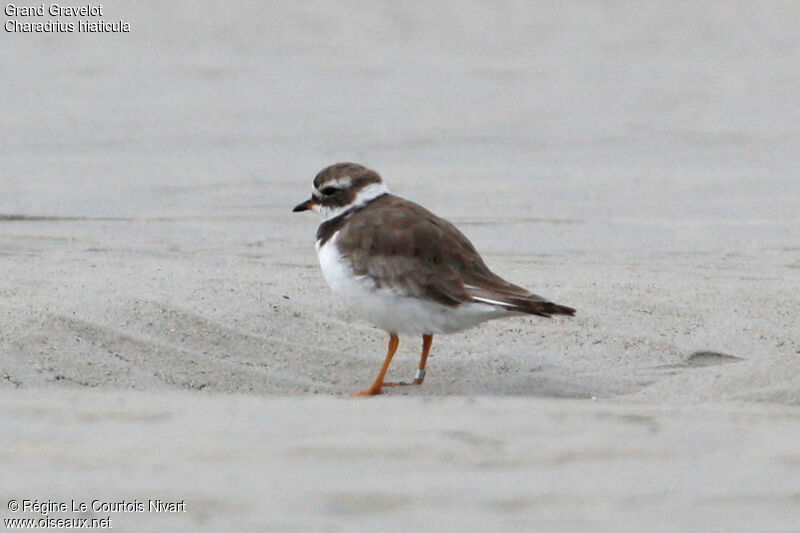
351,387 -> 383,397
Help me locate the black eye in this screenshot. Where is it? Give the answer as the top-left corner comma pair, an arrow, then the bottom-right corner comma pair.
321,186 -> 338,196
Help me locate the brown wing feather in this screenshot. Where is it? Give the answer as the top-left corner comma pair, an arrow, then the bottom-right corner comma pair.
337,195 -> 474,306
336,194 -> 575,317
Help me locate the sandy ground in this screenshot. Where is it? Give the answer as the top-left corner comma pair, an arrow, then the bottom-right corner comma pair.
2,1 -> 800,531
4,391 -> 800,532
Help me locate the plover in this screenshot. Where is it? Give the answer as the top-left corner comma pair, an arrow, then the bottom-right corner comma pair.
293,163 -> 575,396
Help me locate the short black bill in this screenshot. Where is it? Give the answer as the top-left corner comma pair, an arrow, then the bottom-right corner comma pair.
292,198 -> 315,212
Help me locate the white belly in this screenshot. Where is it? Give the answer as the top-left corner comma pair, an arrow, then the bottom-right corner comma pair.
316,233 -> 509,335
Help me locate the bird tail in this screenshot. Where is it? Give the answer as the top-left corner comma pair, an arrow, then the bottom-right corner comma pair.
466,286 -> 574,318
521,300 -> 576,317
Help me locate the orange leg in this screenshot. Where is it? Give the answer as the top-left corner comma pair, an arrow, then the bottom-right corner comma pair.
353,334 -> 399,396
384,334 -> 433,387
415,334 -> 433,384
